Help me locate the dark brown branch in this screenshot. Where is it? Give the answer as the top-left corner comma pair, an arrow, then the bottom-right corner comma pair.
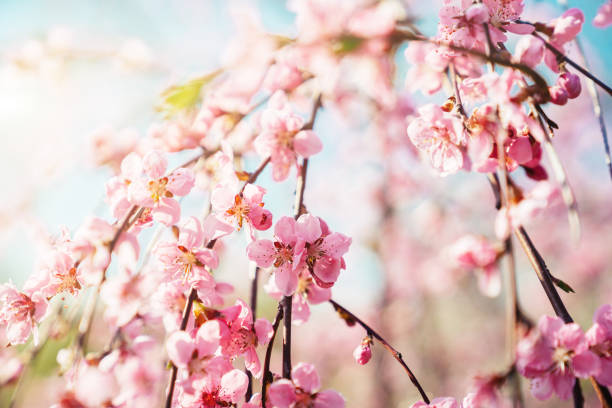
239,157 -> 271,195
164,287 -> 198,408
261,305 -> 284,406
245,266 -> 260,401
329,299 -> 430,404
528,31 -> 612,96
395,29 -> 551,102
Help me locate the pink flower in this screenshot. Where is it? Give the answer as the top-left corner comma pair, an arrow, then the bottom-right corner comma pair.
211,183 -> 273,236
410,397 -> 461,408
407,104 -> 466,176
101,269 -> 152,327
297,214 -> 351,288
108,150 -> 194,226
516,315 -> 601,400
448,235 -> 501,297
353,337 -> 373,365
586,304 -> 612,385
254,91 -> 322,181
0,283 -> 48,345
180,368 -> 249,408
513,36 -> 543,68
594,1 -> 612,28
551,8 -> 585,45
247,216 -> 306,295
154,216 -> 223,283
264,271 -> 331,325
494,182 -> 560,239
166,320 -> 221,370
268,362 -> 345,408
218,299 -> 273,378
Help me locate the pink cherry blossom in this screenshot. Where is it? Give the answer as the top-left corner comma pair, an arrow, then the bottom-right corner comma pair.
108,150 -> 194,226
516,315 -> 601,400
0,283 -> 48,345
247,216 -> 306,295
407,104 -> 466,176
218,299 -> 273,378
180,368 -> 249,408
594,1 -> 612,28
264,271 -> 331,325
211,183 -> 273,236
154,216 -> 220,283
254,91 -> 322,181
297,214 -> 351,288
448,235 -> 501,297
268,362 -> 345,408
586,304 -> 612,385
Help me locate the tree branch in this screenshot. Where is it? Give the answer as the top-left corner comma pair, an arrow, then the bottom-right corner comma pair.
329,299 -> 430,404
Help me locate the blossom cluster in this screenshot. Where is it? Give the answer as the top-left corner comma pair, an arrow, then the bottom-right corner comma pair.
2,0 -> 612,407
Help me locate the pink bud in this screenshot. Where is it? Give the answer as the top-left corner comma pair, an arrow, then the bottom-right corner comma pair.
549,85 -> 568,105
557,73 -> 581,99
353,338 -> 372,365
465,4 -> 489,24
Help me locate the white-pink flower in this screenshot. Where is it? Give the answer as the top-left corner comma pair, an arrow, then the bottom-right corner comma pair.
211,183 -> 273,236
254,91 -> 322,181
108,150 -> 194,226
268,362 -> 345,408
407,104 -> 466,176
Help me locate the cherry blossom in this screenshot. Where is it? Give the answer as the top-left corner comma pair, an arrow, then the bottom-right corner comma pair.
586,304 -> 612,385
268,362 -> 345,408
516,315 -> 601,400
254,91 -> 322,181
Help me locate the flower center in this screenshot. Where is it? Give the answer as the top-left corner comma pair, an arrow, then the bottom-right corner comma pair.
226,195 -> 250,229
148,177 -> 172,203
273,242 -> 294,268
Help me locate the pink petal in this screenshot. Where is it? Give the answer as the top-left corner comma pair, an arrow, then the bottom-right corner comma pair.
314,390 -> 346,408
254,318 -> 274,345
246,240 -> 276,267
268,380 -> 297,408
142,150 -> 167,179
294,130 -> 323,158
220,369 -> 249,403
530,376 -> 554,400
195,320 -> 221,357
166,331 -> 195,368
120,152 -> 143,180
295,214 -> 322,243
153,197 -> 181,226
274,217 -> 297,245
292,362 -> 320,394
275,264 -> 299,296
167,167 -> 195,196
572,350 -> 601,378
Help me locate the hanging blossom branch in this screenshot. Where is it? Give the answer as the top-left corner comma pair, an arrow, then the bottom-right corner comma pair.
448,63 -> 524,405
281,93 -> 323,380
394,27 -> 551,102
328,299 -> 430,404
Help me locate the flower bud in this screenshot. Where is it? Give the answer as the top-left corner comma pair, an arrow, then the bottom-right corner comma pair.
549,85 -> 568,105
353,337 -> 373,365
557,72 -> 581,99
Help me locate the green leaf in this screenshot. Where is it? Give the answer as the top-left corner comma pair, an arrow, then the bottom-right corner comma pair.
552,276 -> 575,293
332,35 -> 364,54
158,69 -> 222,116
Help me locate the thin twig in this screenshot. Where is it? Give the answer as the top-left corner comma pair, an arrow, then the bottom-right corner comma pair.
245,265 -> 260,400
528,31 -> 612,96
572,37 -> 612,180
261,305 -> 284,406
329,299 -> 430,404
